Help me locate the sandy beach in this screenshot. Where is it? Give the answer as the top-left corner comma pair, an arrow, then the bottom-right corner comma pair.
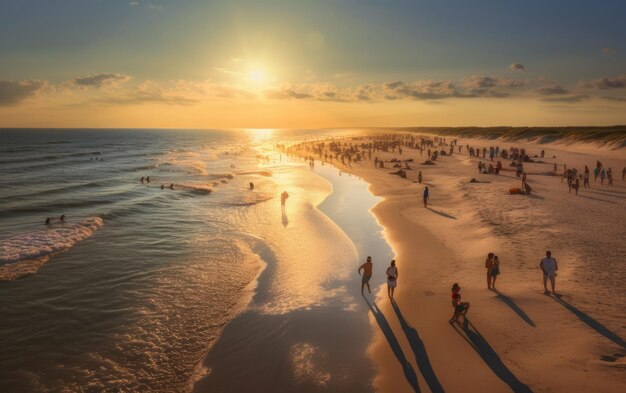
285,131 -> 626,392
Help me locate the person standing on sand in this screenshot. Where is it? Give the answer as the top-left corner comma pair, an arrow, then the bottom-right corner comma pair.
491,255 -> 501,288
358,256 -> 373,295
540,251 -> 558,294
418,171 -> 423,183
386,260 -> 398,299
600,168 -> 606,185
622,167 -> 626,181
281,190 -> 289,210
449,283 -> 470,325
423,187 -> 429,208
583,166 -> 590,188
485,253 -> 495,289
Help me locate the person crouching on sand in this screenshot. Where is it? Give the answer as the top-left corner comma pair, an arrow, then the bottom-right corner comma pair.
449,283 -> 470,324
386,260 -> 398,299
358,256 -> 373,295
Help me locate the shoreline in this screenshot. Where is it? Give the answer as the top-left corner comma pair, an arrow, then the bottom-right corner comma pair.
285,133 -> 626,392
192,151 -> 395,392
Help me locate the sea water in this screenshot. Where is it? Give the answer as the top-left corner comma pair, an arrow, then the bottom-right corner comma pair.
0,129 -> 393,392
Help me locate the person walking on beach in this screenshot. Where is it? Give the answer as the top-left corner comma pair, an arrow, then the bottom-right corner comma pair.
449,283 -> 470,325
491,255 -> 501,288
418,171 -> 423,183
358,256 -> 373,295
540,251 -> 558,295
485,253 -> 495,289
423,187 -> 429,208
583,166 -> 590,188
281,190 -> 289,210
386,260 -> 398,299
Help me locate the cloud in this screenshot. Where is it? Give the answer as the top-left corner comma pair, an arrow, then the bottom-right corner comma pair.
264,83 -> 358,102
461,75 -> 525,97
70,73 -> 131,88
510,63 -> 525,71
0,80 -> 47,106
579,74 -> 626,89
383,80 -> 460,100
602,48 -> 616,54
534,84 -> 569,95
542,94 -> 589,103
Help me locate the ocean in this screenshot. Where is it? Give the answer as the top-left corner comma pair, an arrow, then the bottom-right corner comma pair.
0,129 -> 393,392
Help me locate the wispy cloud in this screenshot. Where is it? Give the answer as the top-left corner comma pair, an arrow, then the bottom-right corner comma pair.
579,74 -> 626,89
510,63 -> 526,71
69,73 -> 131,89
0,80 -> 48,106
542,94 -> 589,103
602,48 -> 617,55
534,84 -> 569,95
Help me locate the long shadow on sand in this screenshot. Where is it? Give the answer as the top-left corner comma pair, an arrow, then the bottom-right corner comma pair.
452,319 -> 532,393
391,300 -> 444,393
551,295 -> 625,348
364,296 -> 420,392
426,207 -> 456,220
490,289 -> 535,327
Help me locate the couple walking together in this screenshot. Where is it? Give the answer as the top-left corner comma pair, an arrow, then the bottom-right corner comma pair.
358,256 -> 398,299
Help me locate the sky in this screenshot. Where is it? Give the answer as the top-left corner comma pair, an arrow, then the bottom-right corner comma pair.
1,0 -> 625,128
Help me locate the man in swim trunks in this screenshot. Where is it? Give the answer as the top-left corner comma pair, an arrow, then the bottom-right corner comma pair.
358,256 -> 373,295
539,250 -> 558,294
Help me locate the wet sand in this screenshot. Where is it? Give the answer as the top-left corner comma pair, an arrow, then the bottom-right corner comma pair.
286,133 -> 626,392
193,156 -> 394,392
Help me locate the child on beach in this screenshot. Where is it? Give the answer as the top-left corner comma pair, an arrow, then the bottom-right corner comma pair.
449,283 -> 470,324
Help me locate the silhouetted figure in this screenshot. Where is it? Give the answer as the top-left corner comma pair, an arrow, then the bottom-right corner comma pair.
280,190 -> 289,210
423,187 -> 429,208
485,253 -> 495,289
358,256 -> 373,295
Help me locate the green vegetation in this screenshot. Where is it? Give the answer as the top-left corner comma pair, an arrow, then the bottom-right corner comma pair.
396,126 -> 626,147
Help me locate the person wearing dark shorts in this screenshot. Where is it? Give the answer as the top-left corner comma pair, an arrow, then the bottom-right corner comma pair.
358,256 -> 373,295
449,283 -> 470,324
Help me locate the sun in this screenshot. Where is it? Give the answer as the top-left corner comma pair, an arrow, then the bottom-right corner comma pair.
249,69 -> 265,83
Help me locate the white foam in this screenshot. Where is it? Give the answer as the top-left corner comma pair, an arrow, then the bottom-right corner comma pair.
0,217 -> 104,265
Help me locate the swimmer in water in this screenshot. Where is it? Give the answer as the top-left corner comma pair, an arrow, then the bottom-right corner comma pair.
169,183 -> 174,190
161,184 -> 165,190
59,215 -> 66,222
140,177 -> 145,183
45,217 -> 51,225
146,176 -> 150,183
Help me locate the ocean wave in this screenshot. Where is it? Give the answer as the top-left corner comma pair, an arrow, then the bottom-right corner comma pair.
0,217 -> 104,279
236,170 -> 272,177
171,184 -> 213,194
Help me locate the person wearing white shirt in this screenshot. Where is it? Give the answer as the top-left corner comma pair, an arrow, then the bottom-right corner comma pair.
539,251 -> 558,294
